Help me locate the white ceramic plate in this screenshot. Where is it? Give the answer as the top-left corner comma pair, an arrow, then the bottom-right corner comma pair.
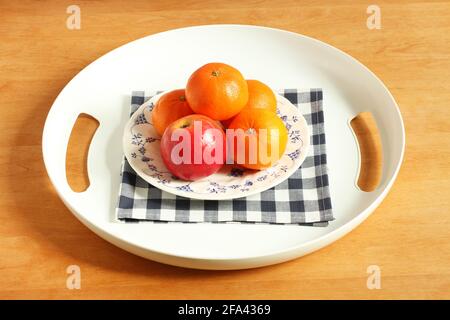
42,25 -> 404,270
123,91 -> 310,200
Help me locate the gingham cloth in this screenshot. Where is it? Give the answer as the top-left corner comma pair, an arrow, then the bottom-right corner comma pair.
116,89 -> 333,226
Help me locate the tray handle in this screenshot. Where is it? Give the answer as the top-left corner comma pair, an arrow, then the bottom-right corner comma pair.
65,113 -> 99,192
349,112 -> 383,192
43,104 -> 106,217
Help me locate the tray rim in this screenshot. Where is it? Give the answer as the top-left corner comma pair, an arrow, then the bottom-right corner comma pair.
42,24 -> 405,269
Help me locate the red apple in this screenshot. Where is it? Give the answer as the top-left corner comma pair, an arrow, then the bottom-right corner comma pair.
160,114 -> 226,181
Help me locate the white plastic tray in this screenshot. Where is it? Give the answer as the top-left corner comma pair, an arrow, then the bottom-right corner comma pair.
42,25 -> 405,270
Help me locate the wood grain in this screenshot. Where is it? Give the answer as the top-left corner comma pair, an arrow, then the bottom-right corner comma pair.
66,114 -> 99,192
351,112 -> 383,192
0,0 -> 449,299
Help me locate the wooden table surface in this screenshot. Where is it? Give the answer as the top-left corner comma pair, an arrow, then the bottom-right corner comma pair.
1,0 -> 449,299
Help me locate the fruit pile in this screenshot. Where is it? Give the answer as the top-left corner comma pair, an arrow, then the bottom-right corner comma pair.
152,62 -> 288,181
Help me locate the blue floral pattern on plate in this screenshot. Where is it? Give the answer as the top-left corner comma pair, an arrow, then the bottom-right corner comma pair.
123,91 -> 310,200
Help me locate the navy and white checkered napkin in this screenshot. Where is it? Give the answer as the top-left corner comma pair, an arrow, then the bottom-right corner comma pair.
116,89 -> 333,226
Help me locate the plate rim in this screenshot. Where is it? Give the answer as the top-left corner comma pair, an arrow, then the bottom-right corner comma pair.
122,91 -> 310,200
